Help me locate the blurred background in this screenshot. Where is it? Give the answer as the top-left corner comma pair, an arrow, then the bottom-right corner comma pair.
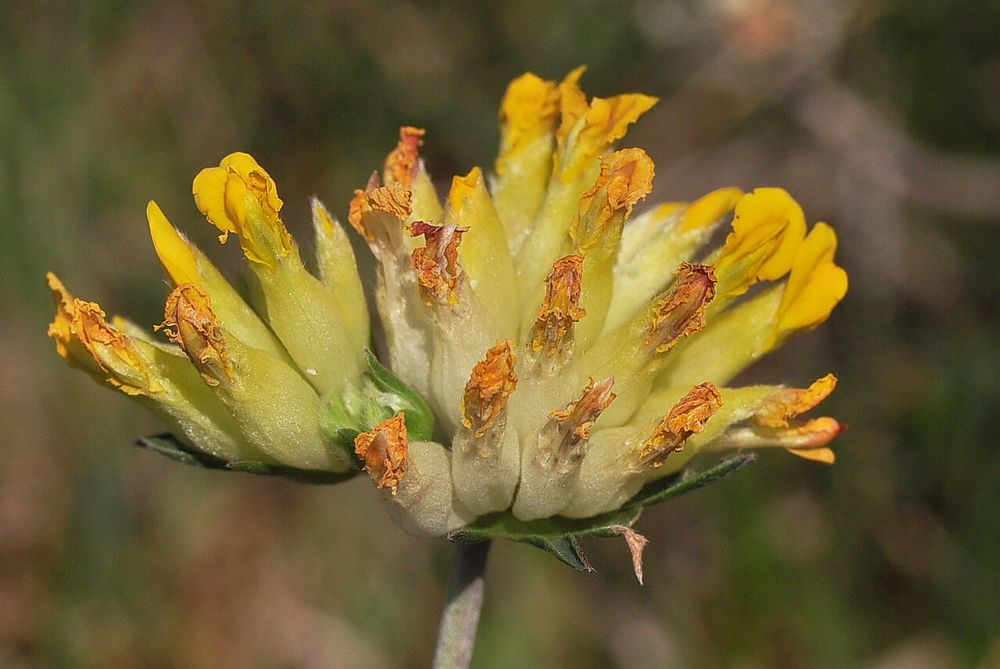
2,0 -> 999,667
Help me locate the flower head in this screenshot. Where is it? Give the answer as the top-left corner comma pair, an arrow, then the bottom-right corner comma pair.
47,69 -> 847,570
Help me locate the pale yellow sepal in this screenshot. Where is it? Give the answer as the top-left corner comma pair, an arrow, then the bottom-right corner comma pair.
512,376 -> 617,521
47,283 -> 258,461
445,167 -> 519,335
453,341 -> 521,515
569,148 -> 654,348
161,284 -> 350,472
311,197 -> 371,352
350,178 -> 435,397
409,220 -> 500,436
616,202 -> 685,264
249,257 -> 364,396
356,416 -> 472,535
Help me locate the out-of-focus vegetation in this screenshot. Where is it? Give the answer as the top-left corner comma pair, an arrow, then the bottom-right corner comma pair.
2,1 -> 999,667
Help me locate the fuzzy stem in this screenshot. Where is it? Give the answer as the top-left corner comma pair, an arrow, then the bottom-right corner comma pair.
432,540 -> 492,669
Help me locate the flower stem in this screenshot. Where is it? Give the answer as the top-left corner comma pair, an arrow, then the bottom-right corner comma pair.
432,540 -> 492,669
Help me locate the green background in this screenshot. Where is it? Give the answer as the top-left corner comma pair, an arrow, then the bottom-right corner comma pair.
2,1 -> 999,666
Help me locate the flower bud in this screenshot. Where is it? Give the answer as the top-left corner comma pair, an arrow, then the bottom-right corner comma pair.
452,341 -> 520,514
147,200 -> 290,361
356,415 -> 472,536
160,284 -> 351,472
46,276 -> 254,462
608,188 -> 741,333
562,383 -> 722,518
492,73 -> 561,253
446,167 -> 519,336
513,377 -> 617,521
515,68 -> 657,306
193,153 -> 362,395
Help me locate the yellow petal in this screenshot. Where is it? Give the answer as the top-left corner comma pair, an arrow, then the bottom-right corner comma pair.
555,65 -> 589,144
754,374 -> 837,428
219,151 -> 283,216
554,66 -> 658,181
192,152 -> 291,267
710,416 -> 845,456
496,73 -> 560,176
146,201 -> 200,287
558,93 -> 659,181
46,272 -> 77,361
774,222 -> 848,338
787,446 -> 837,464
447,166 -> 482,214
680,187 -> 743,232
191,166 -> 232,241
715,187 -> 807,296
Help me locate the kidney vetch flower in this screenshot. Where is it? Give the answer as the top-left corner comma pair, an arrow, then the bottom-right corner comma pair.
48,68 -> 847,572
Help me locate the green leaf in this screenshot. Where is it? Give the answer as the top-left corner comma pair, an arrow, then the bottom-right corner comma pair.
523,536 -> 593,572
447,453 -> 756,570
624,452 -> 757,511
134,433 -> 358,485
135,433 -> 224,468
448,506 -> 640,572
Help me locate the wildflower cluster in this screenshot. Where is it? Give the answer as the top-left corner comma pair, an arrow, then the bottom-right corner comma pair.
48,69 -> 846,563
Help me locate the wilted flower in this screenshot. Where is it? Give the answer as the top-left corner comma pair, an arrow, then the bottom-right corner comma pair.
48,69 -> 847,569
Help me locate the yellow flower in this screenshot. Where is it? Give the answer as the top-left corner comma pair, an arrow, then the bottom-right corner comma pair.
47,68 -> 847,557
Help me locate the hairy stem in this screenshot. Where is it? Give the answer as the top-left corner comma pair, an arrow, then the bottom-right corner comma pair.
432,540 -> 492,669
